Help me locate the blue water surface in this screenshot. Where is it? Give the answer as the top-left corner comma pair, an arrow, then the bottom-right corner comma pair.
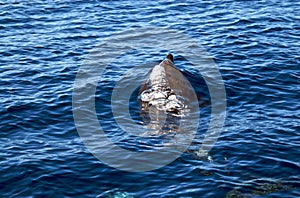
1,0 -> 300,197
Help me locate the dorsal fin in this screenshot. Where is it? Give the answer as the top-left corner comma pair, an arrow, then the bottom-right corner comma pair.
166,53 -> 174,63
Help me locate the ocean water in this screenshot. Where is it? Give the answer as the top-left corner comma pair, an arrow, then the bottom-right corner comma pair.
1,0 -> 300,197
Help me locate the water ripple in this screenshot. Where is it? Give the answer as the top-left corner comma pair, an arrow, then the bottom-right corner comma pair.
1,0 -> 300,197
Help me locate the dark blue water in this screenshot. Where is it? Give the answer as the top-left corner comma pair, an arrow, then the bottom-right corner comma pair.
1,0 -> 300,197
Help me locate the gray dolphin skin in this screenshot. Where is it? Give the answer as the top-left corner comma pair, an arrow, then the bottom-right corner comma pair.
138,54 -> 198,132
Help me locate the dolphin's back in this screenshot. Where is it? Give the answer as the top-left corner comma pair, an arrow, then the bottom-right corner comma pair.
163,60 -> 195,102
139,54 -> 197,119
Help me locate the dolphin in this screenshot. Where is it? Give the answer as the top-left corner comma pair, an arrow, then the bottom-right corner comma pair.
138,54 -> 198,132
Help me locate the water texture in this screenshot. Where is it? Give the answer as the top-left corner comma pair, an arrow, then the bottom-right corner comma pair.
1,0 -> 299,197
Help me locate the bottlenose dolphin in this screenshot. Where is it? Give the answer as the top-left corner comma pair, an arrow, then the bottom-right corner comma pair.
138,54 -> 198,132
